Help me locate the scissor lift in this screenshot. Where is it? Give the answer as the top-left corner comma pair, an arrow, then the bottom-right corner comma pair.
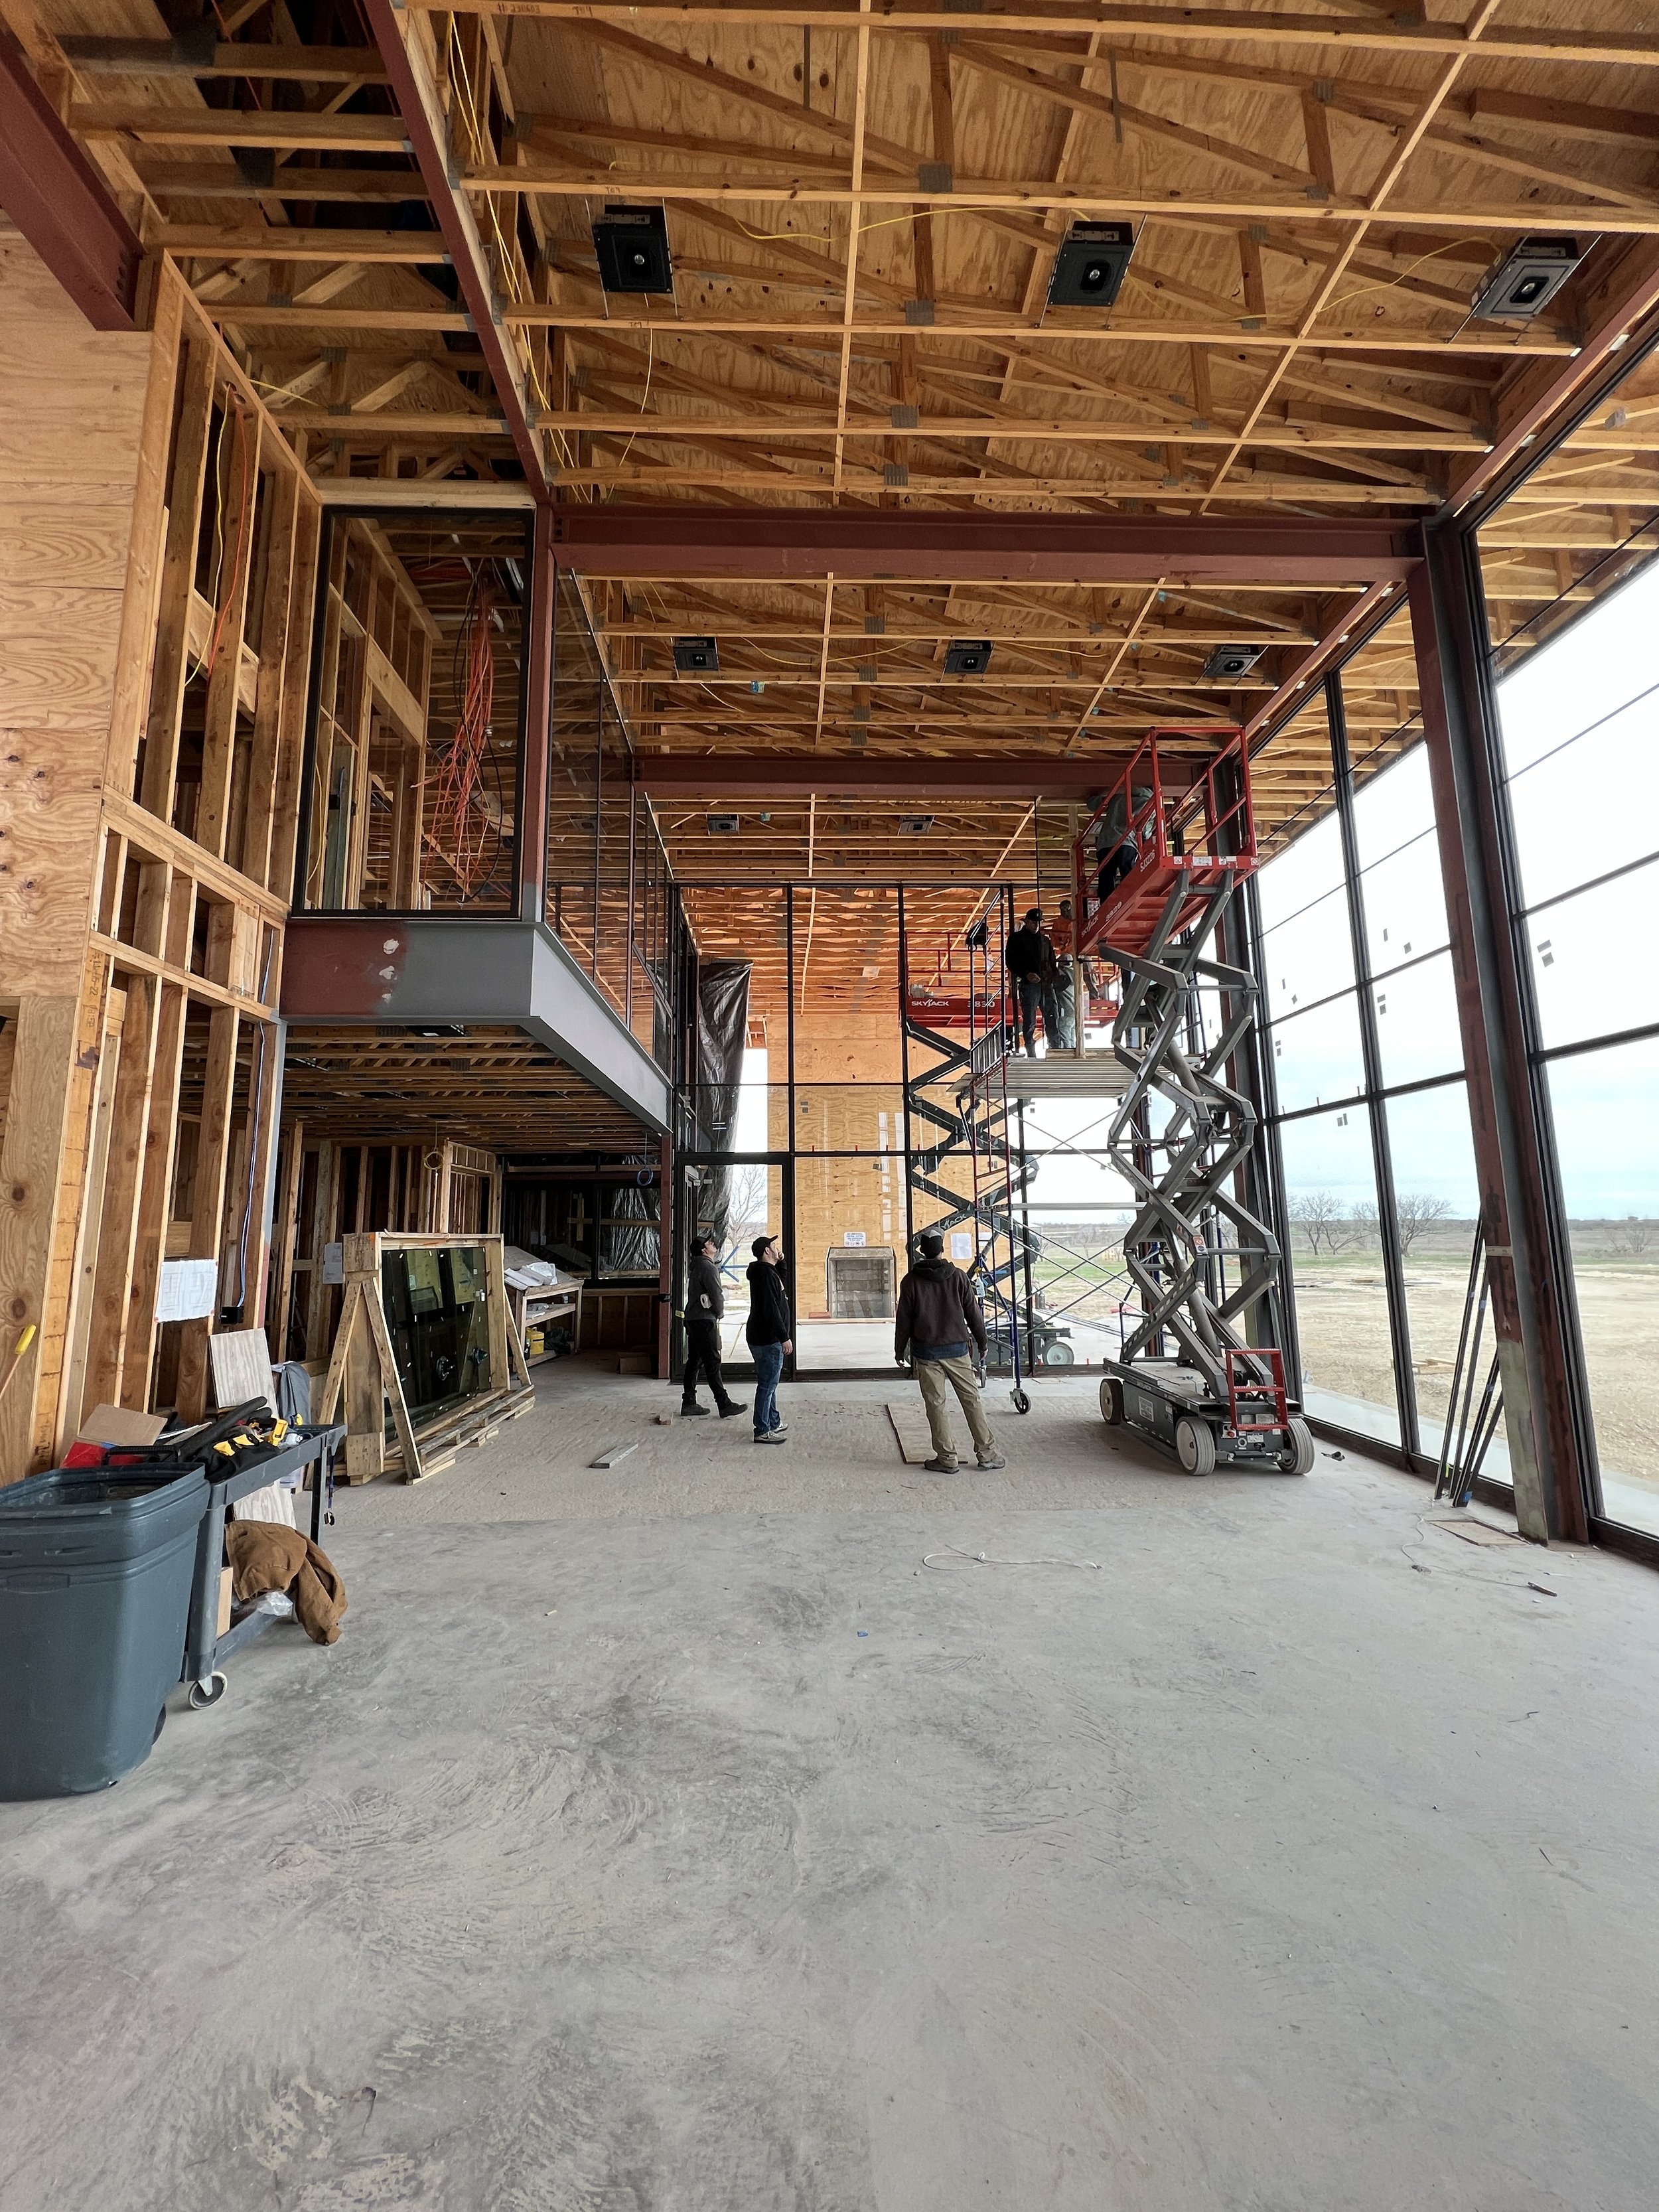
1075,727 -> 1313,1476
900,892 -> 1044,1411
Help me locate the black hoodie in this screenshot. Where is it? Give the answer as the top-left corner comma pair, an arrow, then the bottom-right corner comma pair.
745,1259 -> 792,1347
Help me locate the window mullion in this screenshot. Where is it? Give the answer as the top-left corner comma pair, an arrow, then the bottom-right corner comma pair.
1328,672 -> 1420,1459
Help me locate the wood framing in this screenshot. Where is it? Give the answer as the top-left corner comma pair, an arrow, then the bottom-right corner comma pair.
0,244 -> 320,1477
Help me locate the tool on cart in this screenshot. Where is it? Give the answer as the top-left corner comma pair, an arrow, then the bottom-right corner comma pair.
180,1418 -> 346,1708
1075,728 -> 1313,1477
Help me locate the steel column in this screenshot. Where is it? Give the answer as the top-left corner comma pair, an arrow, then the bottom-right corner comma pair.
517,520 -> 555,924
1407,530 -> 1589,1543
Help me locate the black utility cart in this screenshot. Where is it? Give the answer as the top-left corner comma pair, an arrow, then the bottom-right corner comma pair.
181,1422 -> 346,1709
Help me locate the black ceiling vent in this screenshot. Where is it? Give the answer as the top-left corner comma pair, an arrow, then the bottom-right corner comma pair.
1202,642 -> 1267,681
900,814 -> 935,835
593,204 -> 673,295
944,638 -> 993,676
706,813 -> 739,835
672,635 -> 719,674
1047,222 -> 1136,310
1471,236 -> 1583,321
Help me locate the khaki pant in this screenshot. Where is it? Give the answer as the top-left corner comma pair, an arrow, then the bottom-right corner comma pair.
916,1353 -> 996,1467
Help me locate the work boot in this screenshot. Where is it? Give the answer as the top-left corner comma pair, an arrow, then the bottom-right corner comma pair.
680,1400 -> 710,1417
975,1452 -> 1007,1470
924,1456 -> 958,1473
717,1399 -> 749,1418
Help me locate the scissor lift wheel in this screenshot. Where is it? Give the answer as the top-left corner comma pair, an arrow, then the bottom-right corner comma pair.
1174,1414 -> 1216,1475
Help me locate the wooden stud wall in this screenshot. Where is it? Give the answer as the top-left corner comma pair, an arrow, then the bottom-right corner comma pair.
0,249 -> 321,1476
304,518 -> 438,911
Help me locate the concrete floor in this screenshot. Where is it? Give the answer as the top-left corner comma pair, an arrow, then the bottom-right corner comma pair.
3,1366 -> 1658,2210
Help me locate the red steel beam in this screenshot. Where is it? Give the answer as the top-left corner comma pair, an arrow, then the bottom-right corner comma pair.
360,0 -> 546,493
0,27 -> 141,329
634,753 -> 1196,801
1449,236 -> 1659,514
1244,578 -> 1405,745
552,508 -> 1417,585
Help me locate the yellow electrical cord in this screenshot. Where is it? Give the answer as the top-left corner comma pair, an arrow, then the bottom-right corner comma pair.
1323,237 -> 1494,317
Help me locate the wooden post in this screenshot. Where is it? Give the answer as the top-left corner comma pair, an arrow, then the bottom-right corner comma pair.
122,979 -> 187,1410
175,1003 -> 239,1422
0,1001 -> 82,1480
84,976 -> 161,1416
268,1118 -> 305,1364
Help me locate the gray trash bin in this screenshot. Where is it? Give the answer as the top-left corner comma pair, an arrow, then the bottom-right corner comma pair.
0,1463 -> 206,1799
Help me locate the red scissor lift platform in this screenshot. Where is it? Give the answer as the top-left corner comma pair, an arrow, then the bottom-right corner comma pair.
1076,727 -> 1313,1477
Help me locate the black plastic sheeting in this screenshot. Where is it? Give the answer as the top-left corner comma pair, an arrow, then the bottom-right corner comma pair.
602,1176 -> 660,1277
694,958 -> 752,1255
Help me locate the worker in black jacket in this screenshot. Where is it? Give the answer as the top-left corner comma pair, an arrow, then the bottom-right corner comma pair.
1005,908 -> 1048,1057
681,1233 -> 746,1419
895,1231 -> 1006,1473
745,1235 -> 793,1444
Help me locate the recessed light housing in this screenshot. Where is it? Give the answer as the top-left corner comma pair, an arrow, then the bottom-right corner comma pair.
900,814 -> 934,835
592,204 -> 673,294
1471,236 -> 1583,321
673,635 -> 719,674
1047,222 -> 1136,310
706,813 -> 739,835
944,638 -> 993,676
1202,642 -> 1267,681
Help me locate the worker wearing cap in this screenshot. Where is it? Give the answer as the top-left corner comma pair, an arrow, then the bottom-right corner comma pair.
895,1231 -> 1005,1474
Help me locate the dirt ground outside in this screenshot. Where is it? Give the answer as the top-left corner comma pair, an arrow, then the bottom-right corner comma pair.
1289,1222 -> 1659,1514
1027,1218 -> 1659,1524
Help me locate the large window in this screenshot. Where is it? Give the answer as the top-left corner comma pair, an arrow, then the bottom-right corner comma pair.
1482,549 -> 1659,1538
1254,621 -> 1480,1471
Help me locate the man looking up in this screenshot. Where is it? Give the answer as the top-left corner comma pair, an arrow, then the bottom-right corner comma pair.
681,1232 -> 747,1420
745,1235 -> 792,1444
895,1231 -> 1005,1475
1005,909 -> 1048,1057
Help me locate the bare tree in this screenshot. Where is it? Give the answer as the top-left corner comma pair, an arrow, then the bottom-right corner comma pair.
1394,1191 -> 1453,1258
725,1161 -> 771,1256
1350,1201 -> 1380,1247
1611,1217 -> 1655,1258
1291,1190 -> 1348,1256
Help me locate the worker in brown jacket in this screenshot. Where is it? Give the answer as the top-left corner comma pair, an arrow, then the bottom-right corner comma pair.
895,1230 -> 1006,1473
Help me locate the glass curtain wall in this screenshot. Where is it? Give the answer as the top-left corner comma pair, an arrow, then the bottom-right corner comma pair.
1475,516 -> 1659,1538
546,570 -> 687,1078
1254,619 -> 1487,1466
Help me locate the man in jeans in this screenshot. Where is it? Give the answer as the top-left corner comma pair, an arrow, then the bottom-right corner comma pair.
681,1232 -> 747,1420
895,1231 -> 1006,1473
744,1234 -> 792,1444
1004,908 -> 1048,1057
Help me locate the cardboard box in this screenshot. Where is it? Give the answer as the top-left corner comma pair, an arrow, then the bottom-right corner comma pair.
78,1404 -> 168,1447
